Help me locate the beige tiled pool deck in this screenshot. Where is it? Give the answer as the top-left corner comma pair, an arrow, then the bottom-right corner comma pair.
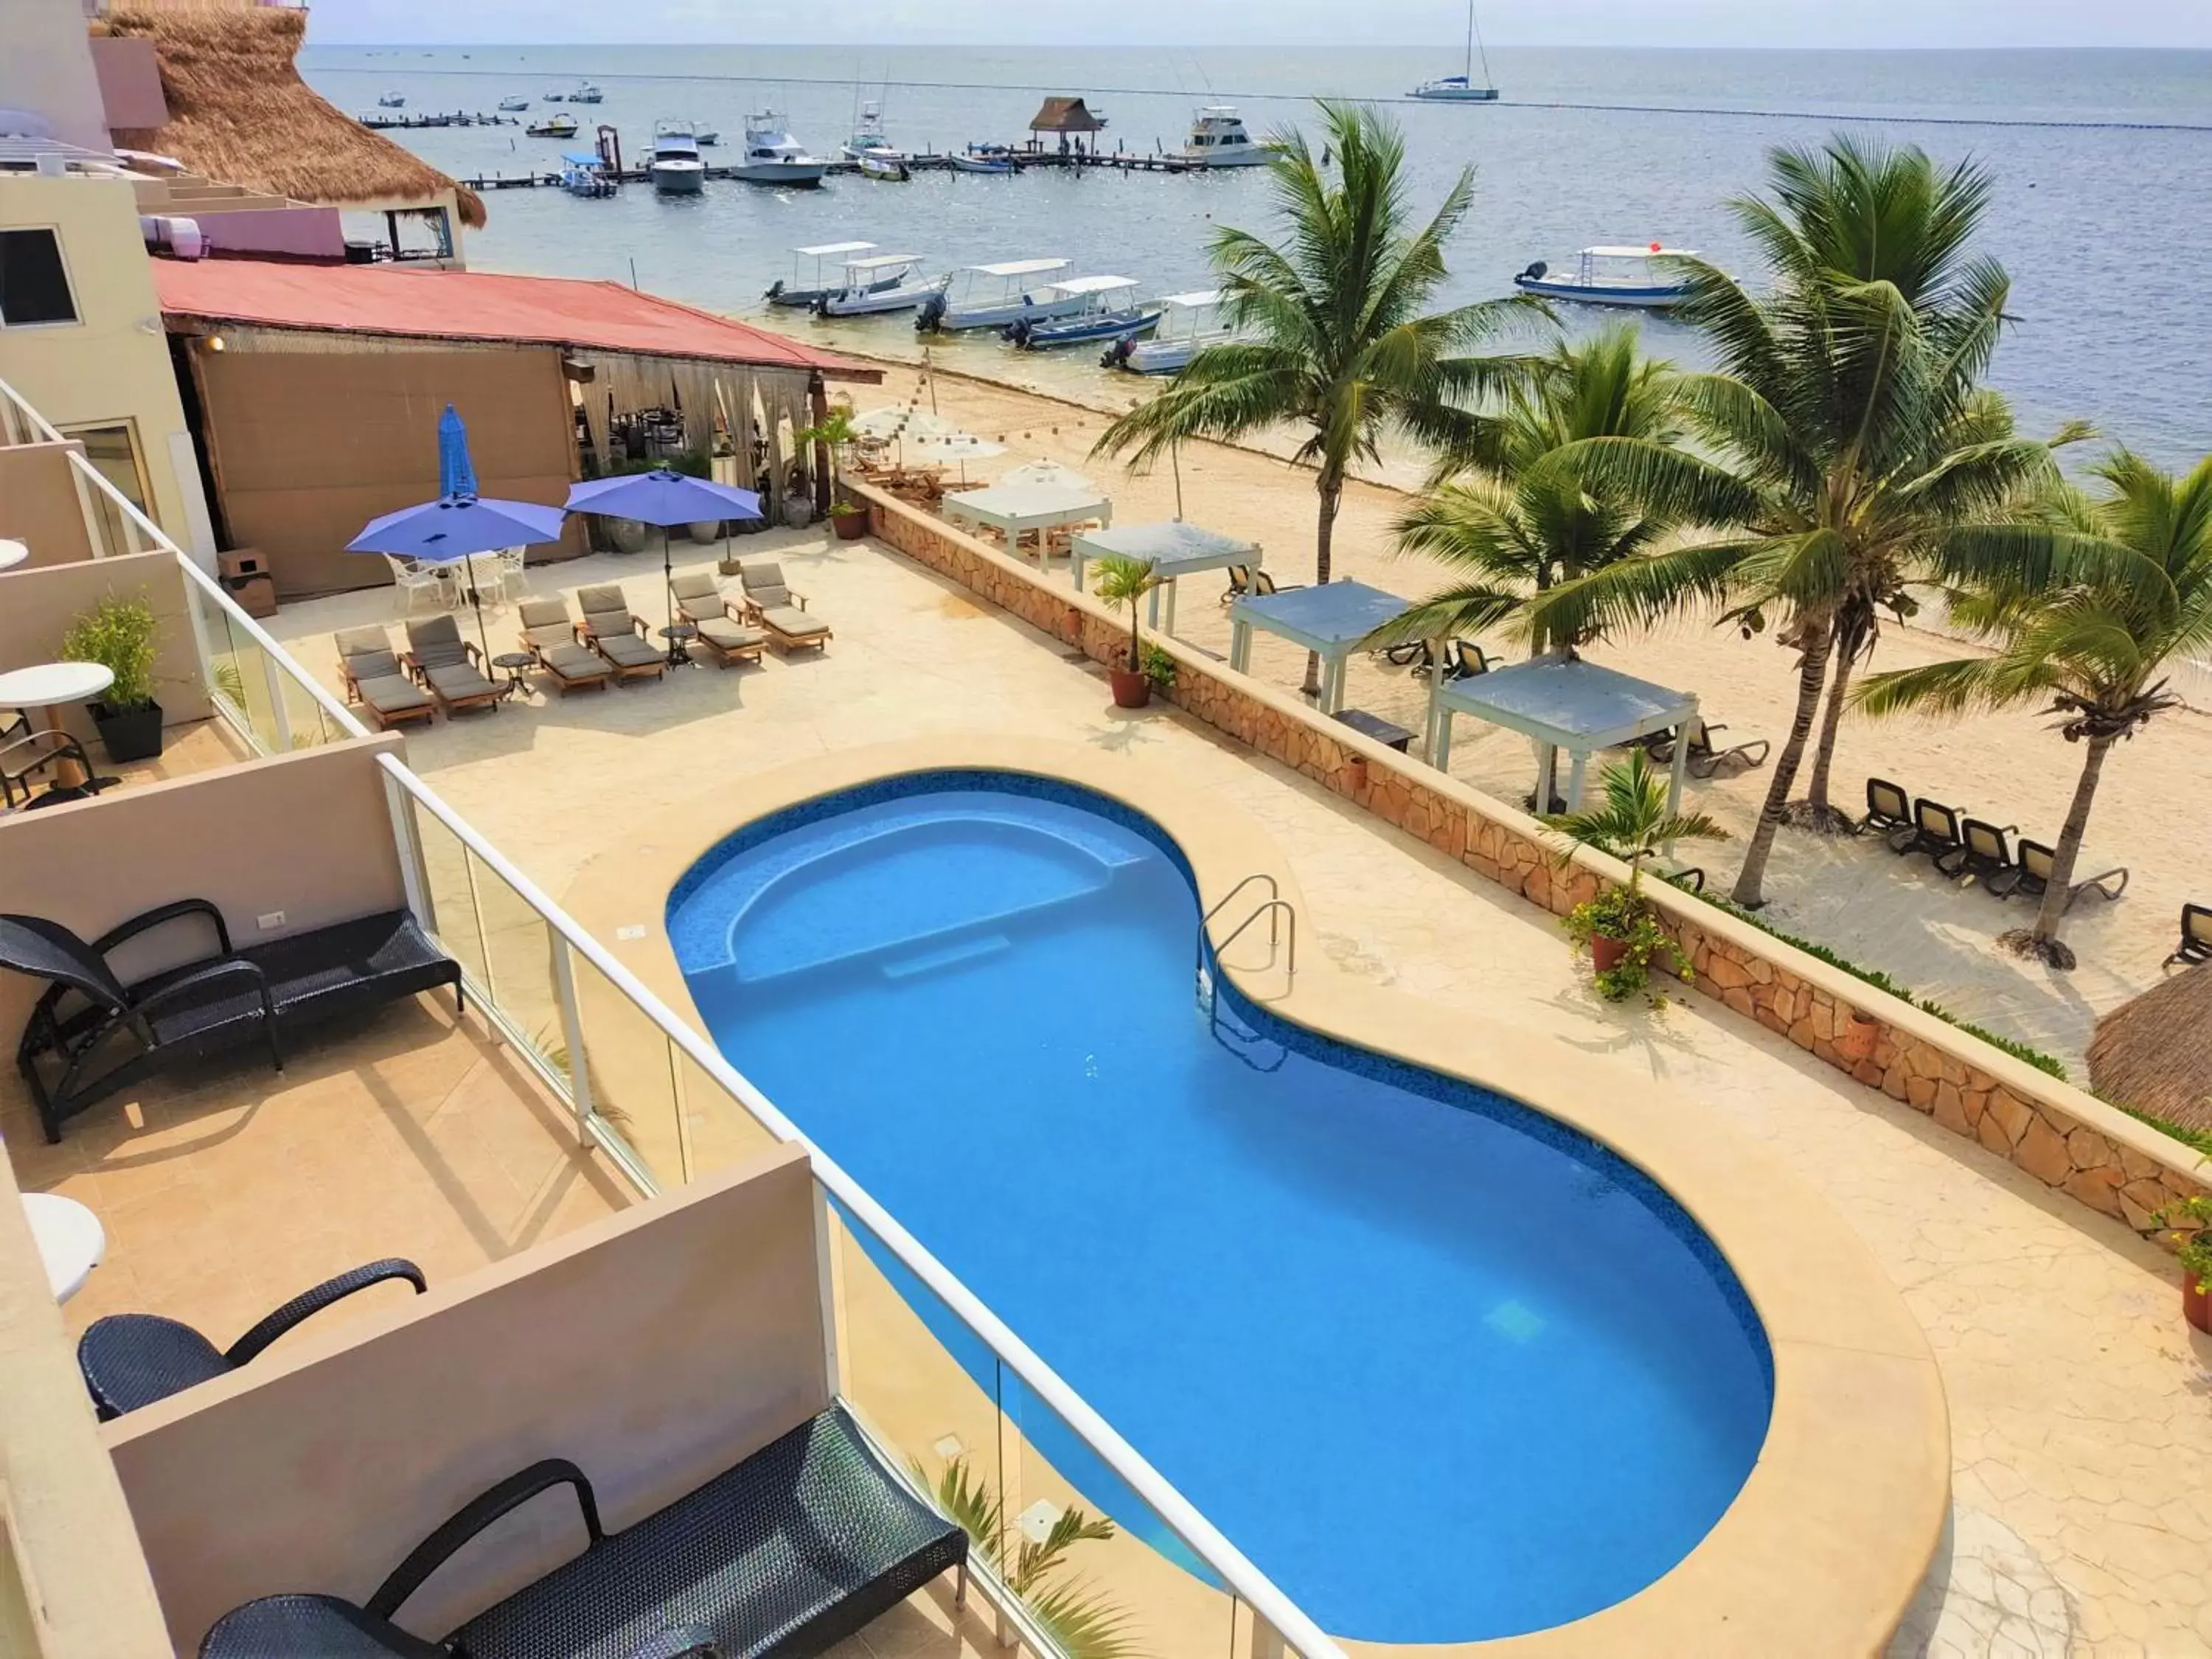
265,534 -> 2212,1657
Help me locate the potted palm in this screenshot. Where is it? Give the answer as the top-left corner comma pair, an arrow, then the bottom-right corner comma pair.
1546,751 -> 1726,1001
61,591 -> 164,762
797,406 -> 869,540
2157,1197 -> 2212,1334
1090,554 -> 1164,709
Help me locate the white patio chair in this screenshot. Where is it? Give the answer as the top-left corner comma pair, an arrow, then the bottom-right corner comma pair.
492,546 -> 529,603
384,555 -> 450,618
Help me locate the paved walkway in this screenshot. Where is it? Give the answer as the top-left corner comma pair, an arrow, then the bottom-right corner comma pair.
272,532 -> 2212,1657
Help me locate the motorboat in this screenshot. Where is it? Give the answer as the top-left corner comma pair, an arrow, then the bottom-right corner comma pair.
1004,276 -> 1161,349
560,150 -> 617,198
498,96 -> 530,112
915,259 -> 1086,333
650,119 -> 706,194
1104,288 -> 1240,372
730,112 -> 827,186
377,91 -> 406,108
814,255 -> 945,317
841,100 -> 904,163
1411,0 -> 1500,100
542,90 -> 566,102
1513,246 -> 1697,310
571,83 -> 605,104
948,145 -> 1015,175
857,152 -> 910,182
695,125 -> 720,146
526,113 -> 580,139
1168,107 -> 1277,168
766,242 -> 883,307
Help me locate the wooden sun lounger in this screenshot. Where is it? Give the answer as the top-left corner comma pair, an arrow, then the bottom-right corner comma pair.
335,627 -> 438,731
737,563 -> 832,654
515,600 -> 614,693
573,584 -> 667,681
669,570 -> 768,669
401,616 -> 511,716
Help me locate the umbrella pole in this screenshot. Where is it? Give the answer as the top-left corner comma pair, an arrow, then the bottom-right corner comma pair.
466,571 -> 493,664
662,529 -> 685,668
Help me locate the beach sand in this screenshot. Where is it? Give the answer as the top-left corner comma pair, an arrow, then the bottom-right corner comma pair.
837,350 -> 2212,1074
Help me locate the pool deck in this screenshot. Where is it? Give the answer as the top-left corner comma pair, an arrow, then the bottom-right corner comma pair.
268,535 -> 2212,1658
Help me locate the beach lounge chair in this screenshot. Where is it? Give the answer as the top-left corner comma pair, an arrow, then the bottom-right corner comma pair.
401,616 -> 511,715
78,1259 -> 427,1419
1860,777 -> 1913,841
669,569 -> 768,668
198,1405 -> 967,1659
2006,839 -> 2129,911
737,563 -> 832,654
2165,903 -> 2212,970
1649,716 -> 1770,779
1447,640 -> 1494,679
515,600 -> 613,694
1222,566 -> 1299,605
1946,818 -> 2018,888
573,584 -> 667,681
1891,799 -> 1964,866
336,627 -> 439,730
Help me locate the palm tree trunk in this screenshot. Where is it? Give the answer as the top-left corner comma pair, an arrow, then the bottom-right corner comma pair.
2009,733 -> 2115,970
1304,470 -> 1344,696
1729,623 -> 1834,908
1798,650 -> 1855,831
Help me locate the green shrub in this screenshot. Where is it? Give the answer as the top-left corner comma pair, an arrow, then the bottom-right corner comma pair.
1140,641 -> 1177,692
60,591 -> 159,712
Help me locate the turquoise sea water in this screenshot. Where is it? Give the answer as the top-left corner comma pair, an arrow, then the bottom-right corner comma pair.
303,45 -> 2212,465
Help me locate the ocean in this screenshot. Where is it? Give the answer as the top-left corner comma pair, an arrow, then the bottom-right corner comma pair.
299,46 -> 2212,466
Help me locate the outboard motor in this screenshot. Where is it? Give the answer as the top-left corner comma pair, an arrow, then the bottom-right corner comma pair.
914,291 -> 947,334
1517,260 -> 1548,284
1102,333 -> 1138,370
1005,317 -> 1034,349
764,278 -> 785,303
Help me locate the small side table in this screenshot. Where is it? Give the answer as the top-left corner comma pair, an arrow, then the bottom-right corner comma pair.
658,623 -> 699,669
0,661 -> 116,789
1332,707 -> 1416,754
0,539 -> 28,572
490,651 -> 538,697
21,1193 -> 105,1302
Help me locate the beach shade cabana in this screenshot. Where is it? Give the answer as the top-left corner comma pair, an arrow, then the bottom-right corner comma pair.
942,470 -> 1111,559
2087,964 -> 2212,1136
1427,653 -> 1699,813
564,468 -> 765,664
345,406 -> 566,658
1071,521 -> 1258,635
1228,580 -> 1410,714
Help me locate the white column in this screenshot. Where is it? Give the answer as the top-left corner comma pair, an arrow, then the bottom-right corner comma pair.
1535,743 -> 1557,813
1230,619 -> 1251,672
1566,748 -> 1588,811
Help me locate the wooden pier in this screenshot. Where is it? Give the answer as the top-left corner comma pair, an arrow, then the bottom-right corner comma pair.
359,111 -> 516,131
457,146 -> 1214,193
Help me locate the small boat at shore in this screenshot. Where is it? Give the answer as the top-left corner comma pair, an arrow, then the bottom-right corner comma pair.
858,152 -> 910,182
815,255 -> 944,317
919,259 -> 1093,333
1513,246 -> 1696,310
1411,0 -> 1500,100
1104,288 -> 1240,373
949,145 -> 1015,175
526,113 -> 579,139
498,95 -> 530,112
1005,275 -> 1161,349
767,242 -> 886,307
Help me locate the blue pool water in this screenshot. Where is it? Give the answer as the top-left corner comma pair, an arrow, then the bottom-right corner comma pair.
669,773 -> 1773,1643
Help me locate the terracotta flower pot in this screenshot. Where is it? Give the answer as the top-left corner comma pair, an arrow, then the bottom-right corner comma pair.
830,506 -> 870,541
1108,668 -> 1152,709
1590,933 -> 1631,975
1834,1015 -> 1879,1064
2185,1272 -> 2211,1335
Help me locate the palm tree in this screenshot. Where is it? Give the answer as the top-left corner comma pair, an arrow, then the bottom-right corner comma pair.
1546,748 -> 1728,896
1093,100 -> 1537,693
1523,135 -> 2068,907
1368,324 -> 1689,658
1856,450 -> 2212,968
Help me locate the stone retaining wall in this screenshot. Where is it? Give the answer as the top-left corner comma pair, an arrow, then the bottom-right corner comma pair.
857,482 -> 2212,1237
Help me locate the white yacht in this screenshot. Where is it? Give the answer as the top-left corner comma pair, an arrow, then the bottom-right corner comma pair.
1513,246 -> 1697,310
650,120 -> 706,195
841,100 -> 902,163
815,255 -> 945,317
498,96 -> 530,113
571,83 -> 605,105
1411,0 -> 1500,100
1170,107 -> 1277,168
1104,289 -> 1242,373
695,124 -> 720,146
731,112 -> 827,187
916,260 -> 1093,333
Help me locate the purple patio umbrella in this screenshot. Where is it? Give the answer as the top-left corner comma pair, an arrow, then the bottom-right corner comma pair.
563,468 -> 764,664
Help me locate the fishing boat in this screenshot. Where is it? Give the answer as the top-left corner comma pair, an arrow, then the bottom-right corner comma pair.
498,96 -> 530,112
695,125 -> 720,146
526,113 -> 579,139
542,90 -> 566,102
857,152 -> 910,182
916,259 -> 1089,333
766,243 -> 886,307
814,255 -> 945,317
377,91 -> 406,108
1411,0 -> 1500,100
1004,276 -> 1161,349
560,150 -> 617,198
948,145 -> 1015,175
730,112 -> 827,186
1168,106 -> 1277,168
571,83 -> 605,104
840,100 -> 904,163
650,119 -> 706,195
1103,288 -> 1240,372
1513,245 -> 1696,309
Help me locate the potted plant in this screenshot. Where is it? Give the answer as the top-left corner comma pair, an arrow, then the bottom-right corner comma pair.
61,591 -> 164,762
1141,641 -> 1177,697
1547,751 -> 1727,1001
797,405 -> 869,540
2157,1197 -> 2212,1334
1834,1009 -> 1880,1063
1090,554 -> 1164,709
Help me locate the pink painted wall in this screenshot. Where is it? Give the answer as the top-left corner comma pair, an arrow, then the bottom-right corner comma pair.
87,37 -> 165,132
195,205 -> 347,260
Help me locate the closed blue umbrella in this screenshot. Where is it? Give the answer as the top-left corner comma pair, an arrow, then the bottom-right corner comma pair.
437,403 -> 477,499
564,468 -> 764,662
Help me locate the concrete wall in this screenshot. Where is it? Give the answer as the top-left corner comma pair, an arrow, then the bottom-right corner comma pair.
0,173 -> 205,559
0,0 -> 109,151
858,480 -> 2212,1238
105,1144 -> 830,1652
0,548 -> 212,748
0,733 -> 406,1034
0,439 -> 95,565
86,36 -> 165,132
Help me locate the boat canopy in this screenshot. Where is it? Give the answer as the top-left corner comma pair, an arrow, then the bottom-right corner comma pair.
796,241 -> 877,258
966,258 -> 1068,279
560,151 -> 602,165
1158,289 -> 1223,309
1046,274 -> 1139,296
1582,246 -> 1698,259
843,253 -> 919,272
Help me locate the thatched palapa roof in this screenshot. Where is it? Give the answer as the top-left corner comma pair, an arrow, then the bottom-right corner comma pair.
99,7 -> 487,229
2088,964 -> 2212,1132
1027,97 -> 1105,133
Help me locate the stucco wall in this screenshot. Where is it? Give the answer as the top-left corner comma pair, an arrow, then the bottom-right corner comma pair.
0,0 -> 109,151
0,547 -> 213,753
0,439 -> 95,565
856,480 -> 2212,1237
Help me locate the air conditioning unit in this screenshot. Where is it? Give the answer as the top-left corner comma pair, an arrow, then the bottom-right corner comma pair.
139,215 -> 206,260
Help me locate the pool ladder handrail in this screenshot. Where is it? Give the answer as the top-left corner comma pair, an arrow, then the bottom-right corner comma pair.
1197,873 -> 1297,980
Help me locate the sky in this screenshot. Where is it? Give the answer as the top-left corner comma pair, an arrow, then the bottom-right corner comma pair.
305,0 -> 2212,49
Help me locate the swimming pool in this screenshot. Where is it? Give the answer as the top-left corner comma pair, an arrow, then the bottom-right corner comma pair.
669,771 -> 1774,1643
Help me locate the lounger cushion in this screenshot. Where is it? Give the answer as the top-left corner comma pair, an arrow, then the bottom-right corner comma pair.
357,673 -> 433,716
423,664 -> 501,701
540,641 -> 610,681
575,584 -> 634,616
757,605 -> 829,641
347,647 -> 406,682
593,632 -> 663,669
335,627 -> 398,663
404,618 -> 473,667
669,574 -> 723,607
694,616 -> 766,653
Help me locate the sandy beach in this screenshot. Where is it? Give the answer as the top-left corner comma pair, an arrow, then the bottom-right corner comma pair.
821,346 -> 2212,1076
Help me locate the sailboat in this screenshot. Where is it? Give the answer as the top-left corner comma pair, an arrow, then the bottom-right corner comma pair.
1410,1 -> 1500,101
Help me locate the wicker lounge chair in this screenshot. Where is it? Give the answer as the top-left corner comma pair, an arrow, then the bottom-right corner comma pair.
80,1259 -> 427,1420
2165,903 -> 2212,970
0,900 -> 461,1144
2005,839 -> 2129,911
401,616 -> 511,715
1891,799 -> 1965,866
1947,818 -> 2018,887
336,627 -> 439,730
669,570 -> 768,669
737,563 -> 832,654
515,600 -> 614,694
1648,716 -> 1770,779
1860,777 -> 1913,841
198,1405 -> 968,1659
574,584 -> 668,681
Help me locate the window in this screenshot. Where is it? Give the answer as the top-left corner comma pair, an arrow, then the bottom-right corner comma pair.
0,229 -> 77,327
63,423 -> 150,556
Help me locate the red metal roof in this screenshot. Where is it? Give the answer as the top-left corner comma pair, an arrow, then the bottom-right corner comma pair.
153,258 -> 878,381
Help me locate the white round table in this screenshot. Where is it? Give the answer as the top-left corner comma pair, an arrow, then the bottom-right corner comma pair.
0,539 -> 27,572
21,1193 -> 105,1301
0,661 -> 115,789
